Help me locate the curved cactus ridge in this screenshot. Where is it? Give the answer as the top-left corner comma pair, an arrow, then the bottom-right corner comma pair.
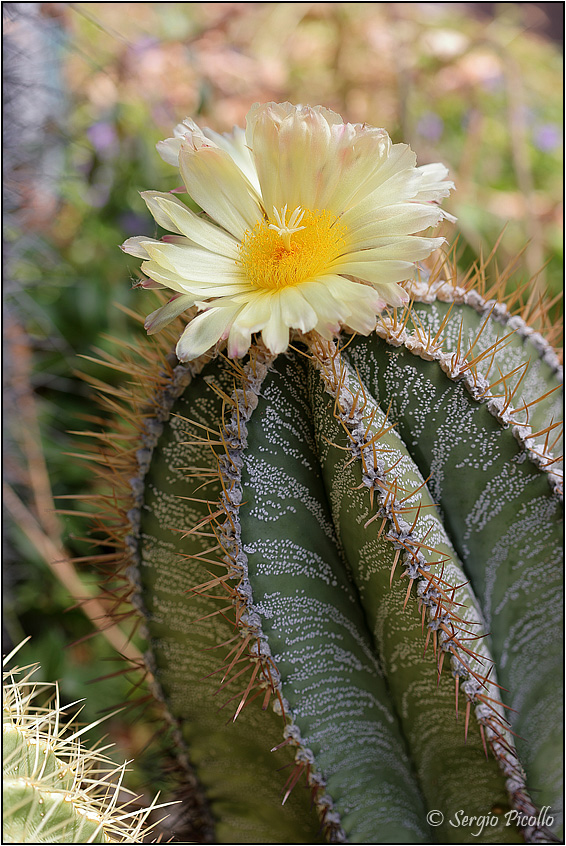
2,647 -> 166,844
83,265 -> 563,844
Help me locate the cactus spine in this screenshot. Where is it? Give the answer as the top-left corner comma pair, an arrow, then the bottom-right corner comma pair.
83,261 -> 562,844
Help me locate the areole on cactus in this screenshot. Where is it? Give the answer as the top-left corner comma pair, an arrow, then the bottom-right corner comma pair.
80,103 -> 562,844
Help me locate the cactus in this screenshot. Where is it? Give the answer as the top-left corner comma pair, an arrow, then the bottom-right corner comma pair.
81,265 -> 562,845
2,645 -> 166,843
82,103 -> 562,844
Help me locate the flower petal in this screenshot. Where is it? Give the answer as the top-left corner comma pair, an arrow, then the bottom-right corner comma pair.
176,302 -> 242,361
225,292 -> 275,357
415,162 -> 455,202
261,296 -> 290,354
370,281 -> 410,307
339,261 -> 417,287
121,236 -> 163,260
229,292 -> 273,331
156,118 -> 202,166
227,323 -> 253,359
298,278 -> 351,337
139,261 -> 201,295
142,192 -> 240,257
315,275 -> 384,334
321,274 -> 408,314
140,260 -> 253,300
138,193 -> 182,234
179,136 -> 263,239
344,160 -> 423,222
246,102 -> 339,213
333,236 -> 446,269
343,203 -> 446,251
145,294 -> 195,335
157,119 -> 261,196
278,286 -> 318,333
141,242 -> 245,285
136,277 -> 164,290
321,127 -> 400,213
201,125 -> 261,193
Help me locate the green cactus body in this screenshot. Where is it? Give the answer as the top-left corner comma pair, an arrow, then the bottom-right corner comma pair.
3,778 -> 107,845
89,281 -> 562,844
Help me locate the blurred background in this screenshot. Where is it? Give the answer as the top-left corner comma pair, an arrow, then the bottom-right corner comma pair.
3,1 -> 563,835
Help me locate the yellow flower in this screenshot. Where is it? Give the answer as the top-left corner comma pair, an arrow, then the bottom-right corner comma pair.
122,103 -> 454,361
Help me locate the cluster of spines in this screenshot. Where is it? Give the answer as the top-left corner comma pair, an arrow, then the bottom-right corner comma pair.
415,237 -> 563,361
379,286 -> 563,495
3,647 -> 167,844
414,247 -> 563,488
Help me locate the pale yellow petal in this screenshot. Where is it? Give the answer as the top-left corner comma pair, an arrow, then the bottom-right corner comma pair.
139,259 -> 251,298
156,137 -> 183,167
143,192 -> 239,257
333,236 -> 446,271
320,126 -> 396,213
334,260 -> 416,287
317,275 -> 385,334
227,324 -> 253,359
246,103 -> 337,213
139,261 -> 198,295
145,294 -> 195,335
139,193 -> 183,234
202,125 -> 261,193
261,297 -> 290,354
142,242 -> 245,284
179,138 -> 263,239
156,117 -> 209,166
415,162 -> 455,202
343,164 -> 422,223
324,274 -> 385,309
231,292 -> 274,331
227,290 -> 305,356
342,203 -> 446,251
176,302 -> 241,361
121,236 -> 162,260
278,286 -> 318,332
370,282 -> 410,307
298,279 -> 350,336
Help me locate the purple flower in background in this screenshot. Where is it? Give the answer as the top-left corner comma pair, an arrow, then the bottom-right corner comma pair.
533,123 -> 561,153
130,35 -> 159,54
87,122 -> 118,155
119,212 -> 152,237
416,112 -> 444,142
